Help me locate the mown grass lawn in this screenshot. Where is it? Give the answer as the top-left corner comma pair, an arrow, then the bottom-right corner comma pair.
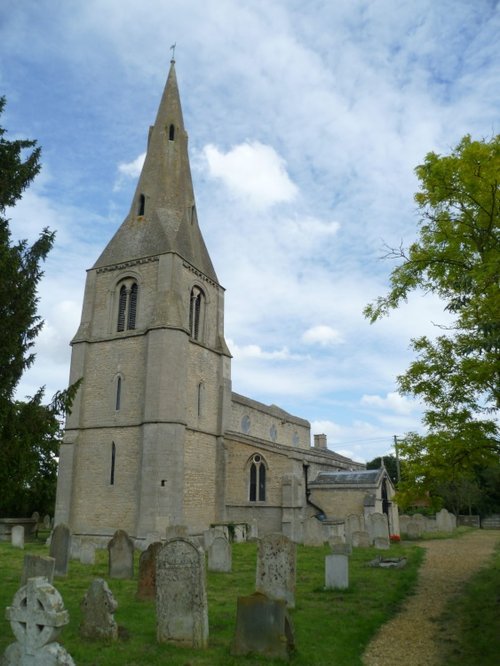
0,536 -> 424,665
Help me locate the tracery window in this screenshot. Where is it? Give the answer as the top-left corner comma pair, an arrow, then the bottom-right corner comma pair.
117,280 -> 138,332
249,454 -> 266,502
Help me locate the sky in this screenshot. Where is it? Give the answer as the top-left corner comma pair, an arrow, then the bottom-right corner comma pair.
1,0 -> 499,463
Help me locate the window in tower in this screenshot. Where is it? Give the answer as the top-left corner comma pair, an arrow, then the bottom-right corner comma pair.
116,280 -> 139,332
110,442 -> 116,485
248,453 -> 266,502
189,286 -> 204,341
138,194 -> 145,216
115,376 -> 122,411
197,381 -> 205,417
169,124 -> 175,141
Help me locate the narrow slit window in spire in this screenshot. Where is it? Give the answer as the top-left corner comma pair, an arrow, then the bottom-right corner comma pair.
138,194 -> 145,216
169,124 -> 175,141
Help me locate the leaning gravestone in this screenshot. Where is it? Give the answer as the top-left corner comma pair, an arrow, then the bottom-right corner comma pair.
3,576 -> 74,664
208,535 -> 232,573
11,525 -> 24,549
156,537 -> 208,648
137,541 -> 162,600
21,554 -> 55,586
80,578 -> 118,641
325,552 -> 349,590
108,529 -> 134,579
49,523 -> 71,577
231,592 -> 295,659
255,533 -> 296,608
351,530 -> 370,548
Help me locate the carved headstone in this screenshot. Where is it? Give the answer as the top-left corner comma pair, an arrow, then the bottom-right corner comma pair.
207,535 -> 232,573
255,533 -> 296,608
11,525 -> 24,549
49,523 -> 71,576
231,592 -> 295,659
21,554 -> 55,586
156,537 -> 208,648
325,553 -> 349,590
80,578 -> 118,641
3,576 -> 74,664
137,541 -> 162,600
108,529 -> 134,579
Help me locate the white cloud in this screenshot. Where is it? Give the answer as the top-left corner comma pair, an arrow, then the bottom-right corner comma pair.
203,141 -> 298,209
361,391 -> 418,415
302,325 -> 344,347
227,339 -> 305,362
114,152 -> 146,190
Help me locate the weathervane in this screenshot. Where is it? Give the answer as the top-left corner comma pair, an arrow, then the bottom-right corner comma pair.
170,43 -> 176,63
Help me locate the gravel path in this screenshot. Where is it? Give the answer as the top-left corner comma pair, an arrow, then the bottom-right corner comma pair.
362,529 -> 500,666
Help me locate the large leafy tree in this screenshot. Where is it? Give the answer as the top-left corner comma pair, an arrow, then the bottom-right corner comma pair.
0,96 -> 77,517
365,135 -> 500,505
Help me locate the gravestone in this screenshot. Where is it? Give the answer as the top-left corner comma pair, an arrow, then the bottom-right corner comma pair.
49,523 -> 71,576
11,525 -> 24,549
231,592 -> 295,660
165,524 -> 188,540
80,578 -> 118,641
137,541 -> 162,600
436,508 -> 456,533
142,531 -> 161,550
80,542 -> 96,565
108,529 -> 134,579
399,514 -> 411,534
156,537 -> 208,648
43,514 -> 52,529
31,511 -> 40,525
406,521 -> 421,539
412,513 -> 427,534
325,553 -> 349,590
203,526 -> 225,551
374,536 -> 390,550
255,533 -> 296,608
351,530 -> 370,548
367,512 -> 389,544
21,554 -> 55,586
3,576 -> 74,664
208,535 -> 232,573
345,514 -> 364,543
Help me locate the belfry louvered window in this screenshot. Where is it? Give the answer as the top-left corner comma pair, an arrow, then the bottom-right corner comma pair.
116,280 -> 139,332
189,286 -> 204,341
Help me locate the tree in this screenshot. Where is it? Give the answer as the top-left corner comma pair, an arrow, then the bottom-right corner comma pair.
365,135 -> 500,504
0,96 -> 77,517
366,455 -> 399,486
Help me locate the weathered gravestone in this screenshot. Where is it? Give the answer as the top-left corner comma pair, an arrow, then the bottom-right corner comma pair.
436,508 -> 456,533
156,537 -> 208,648
374,536 -> 390,550
165,524 -> 188,540
325,553 -> 349,590
203,526 -> 225,551
351,530 -> 370,548
399,514 -> 411,534
366,512 -> 389,544
80,578 -> 118,641
21,554 -> 55,586
80,542 -> 96,565
49,523 -> 71,577
43,515 -> 52,529
255,533 -> 296,608
11,525 -> 24,549
108,529 -> 134,579
345,514 -> 364,544
3,576 -> 74,665
231,592 -> 295,660
31,511 -> 40,525
208,535 -> 232,573
406,521 -> 421,539
137,541 -> 162,600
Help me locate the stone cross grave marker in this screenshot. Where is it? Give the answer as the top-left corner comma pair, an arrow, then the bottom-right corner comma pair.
49,523 -> 71,576
80,578 -> 118,641
156,537 -> 208,648
208,535 -> 232,573
108,529 -> 134,579
21,554 -> 55,586
325,552 -> 349,590
11,525 -> 24,549
4,576 -> 74,664
137,541 -> 162,600
255,533 -> 296,608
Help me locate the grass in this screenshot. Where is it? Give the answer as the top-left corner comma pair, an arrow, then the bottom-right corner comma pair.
436,540 -> 500,666
0,536 -> 425,665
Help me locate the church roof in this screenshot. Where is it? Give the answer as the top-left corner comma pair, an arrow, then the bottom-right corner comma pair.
311,469 -> 384,486
94,61 -> 218,282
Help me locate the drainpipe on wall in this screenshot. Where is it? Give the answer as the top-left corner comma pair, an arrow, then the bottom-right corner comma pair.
303,464 -> 326,521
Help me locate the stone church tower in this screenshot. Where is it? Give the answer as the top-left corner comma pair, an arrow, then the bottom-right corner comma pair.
55,60 -> 232,538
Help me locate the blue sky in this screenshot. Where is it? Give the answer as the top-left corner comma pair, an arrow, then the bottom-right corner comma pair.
1,0 -> 499,463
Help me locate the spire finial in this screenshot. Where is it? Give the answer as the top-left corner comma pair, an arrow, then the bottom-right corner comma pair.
170,42 -> 176,63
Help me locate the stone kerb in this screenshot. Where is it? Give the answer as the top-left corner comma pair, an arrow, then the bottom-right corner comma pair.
108,529 -> 134,579
255,533 -> 296,609
207,535 -> 232,573
156,537 -> 208,648
49,523 -> 71,577
3,576 -> 74,664
80,578 -> 118,641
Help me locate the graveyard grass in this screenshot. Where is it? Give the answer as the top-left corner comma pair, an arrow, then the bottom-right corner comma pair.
0,534 -> 428,665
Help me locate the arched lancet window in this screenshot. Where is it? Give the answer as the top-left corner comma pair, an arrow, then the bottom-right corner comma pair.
116,279 -> 139,332
249,454 -> 266,502
115,377 -> 122,411
169,124 -> 175,141
138,193 -> 145,216
189,286 -> 204,340
110,442 -> 116,485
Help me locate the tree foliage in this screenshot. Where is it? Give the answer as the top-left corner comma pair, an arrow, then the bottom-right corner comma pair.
0,96 -> 77,517
366,454 -> 399,486
365,135 -> 500,506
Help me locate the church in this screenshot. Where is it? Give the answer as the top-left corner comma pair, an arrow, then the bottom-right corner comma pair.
54,60 -> 397,543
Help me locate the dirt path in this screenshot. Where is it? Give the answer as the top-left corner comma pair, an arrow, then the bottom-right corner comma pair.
362,530 -> 500,666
